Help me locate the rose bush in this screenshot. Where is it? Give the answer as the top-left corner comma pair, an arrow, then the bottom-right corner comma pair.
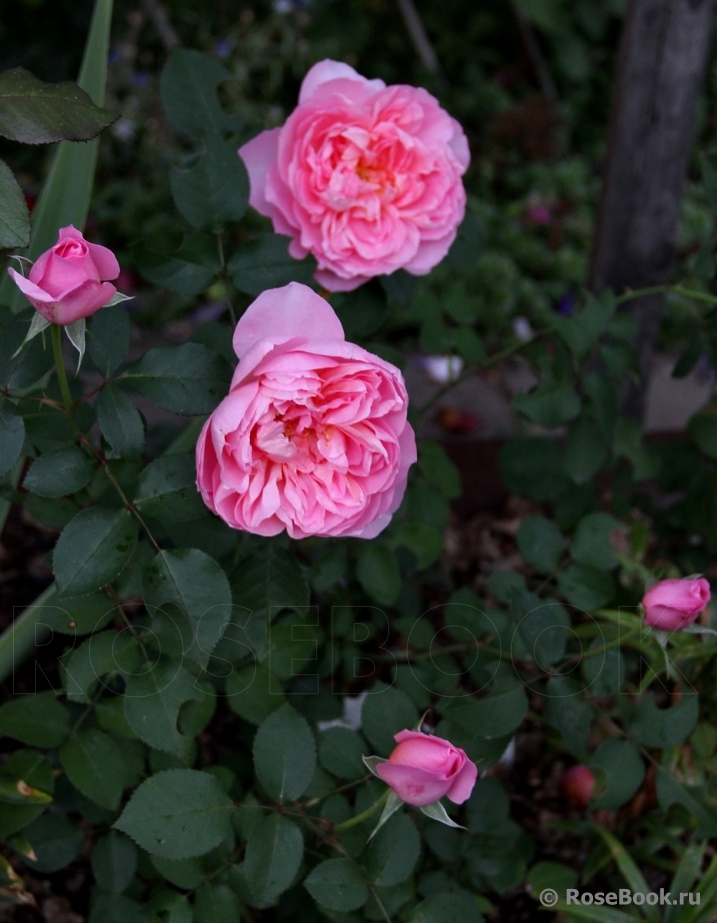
196,282 -> 416,538
239,59 -> 469,291
0,13 -> 716,923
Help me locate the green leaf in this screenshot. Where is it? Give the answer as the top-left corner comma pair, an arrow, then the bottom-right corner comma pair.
228,234 -> 316,296
571,513 -> 621,571
59,728 -> 129,810
557,563 -> 614,611
25,813 -> 83,873
656,768 -> 717,837
512,592 -> 570,667
513,386 -> 581,429
0,776 -> 51,805
527,861 -> 578,899
62,629 -> 143,703
0,67 -> 115,143
24,446 -> 94,497
583,643 -> 625,697
122,342 -> 231,415
0,691 -> 69,747
0,0 -> 114,312
445,682 -> 528,739
194,884 -> 240,923
226,663 -> 285,726
133,240 -> 217,296
253,703 -> 316,802
564,416 -> 608,484
88,895 -> 144,923
96,386 -> 145,458
381,269 -> 418,307
151,856 -> 205,890
550,903 -> 634,923
361,683 -> 418,755
143,548 -> 232,667
409,890 -> 484,923
53,507 -> 138,596
160,47 -> 235,139
134,454 -> 205,522
304,858 -> 369,912
115,768 -> 234,859
357,544 -> 401,606
0,159 -> 30,249
499,438 -> 569,501
553,294 -> 614,360
543,676 -> 592,755
244,814 -> 304,907
367,814 -> 420,886
589,739 -> 644,809
420,800 -> 465,828
144,890 -> 193,923
418,440 -> 461,500
0,405 -> 25,477
688,404 -> 717,459
170,135 -> 249,231
594,828 -> 659,923
123,662 -> 204,757
230,546 -> 310,659
630,692 -> 699,748
318,727 -> 368,780
0,750 -> 54,839
516,515 -> 563,573
91,831 -> 137,894
88,304 -> 131,377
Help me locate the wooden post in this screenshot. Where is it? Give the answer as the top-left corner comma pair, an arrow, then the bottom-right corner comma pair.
589,0 -> 714,420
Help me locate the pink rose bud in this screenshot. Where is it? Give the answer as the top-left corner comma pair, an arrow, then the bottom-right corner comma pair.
561,765 -> 596,809
239,60 -> 470,292
642,577 -> 711,631
7,225 -> 120,325
375,730 -> 478,807
196,282 -> 416,539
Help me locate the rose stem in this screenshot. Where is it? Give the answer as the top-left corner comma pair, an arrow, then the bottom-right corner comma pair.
333,788 -> 390,833
51,324 -> 78,434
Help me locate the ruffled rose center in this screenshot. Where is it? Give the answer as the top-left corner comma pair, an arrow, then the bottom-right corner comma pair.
311,121 -> 426,218
56,239 -> 89,262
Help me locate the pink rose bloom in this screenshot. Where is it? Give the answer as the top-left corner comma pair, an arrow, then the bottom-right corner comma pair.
642,577 -> 711,631
375,730 -> 478,807
196,282 -> 416,539
7,226 -> 119,325
239,60 -> 470,292
561,765 -> 596,809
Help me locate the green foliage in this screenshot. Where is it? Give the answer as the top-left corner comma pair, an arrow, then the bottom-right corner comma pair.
304,858 -> 370,912
115,769 -> 234,859
0,67 -> 116,144
122,343 -> 231,415
243,814 -> 304,906
0,159 -> 30,249
253,704 -> 316,802
53,507 -> 138,596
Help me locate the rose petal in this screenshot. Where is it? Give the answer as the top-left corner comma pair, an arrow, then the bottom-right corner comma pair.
232,282 -> 345,358
375,761 -> 452,807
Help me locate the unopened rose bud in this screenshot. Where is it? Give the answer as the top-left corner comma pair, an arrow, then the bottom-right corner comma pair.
642,577 -> 711,632
561,765 -> 595,809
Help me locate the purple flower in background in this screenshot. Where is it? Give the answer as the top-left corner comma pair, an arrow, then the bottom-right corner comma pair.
108,46 -> 123,66
214,39 -> 232,59
556,292 -> 576,316
132,71 -> 151,88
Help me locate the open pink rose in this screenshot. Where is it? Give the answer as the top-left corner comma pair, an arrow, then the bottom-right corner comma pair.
239,60 -> 469,292
7,226 -> 119,325
375,730 -> 478,807
196,282 -> 416,539
642,577 -> 711,631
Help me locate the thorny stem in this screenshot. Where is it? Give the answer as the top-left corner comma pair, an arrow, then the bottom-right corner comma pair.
216,231 -> 237,326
